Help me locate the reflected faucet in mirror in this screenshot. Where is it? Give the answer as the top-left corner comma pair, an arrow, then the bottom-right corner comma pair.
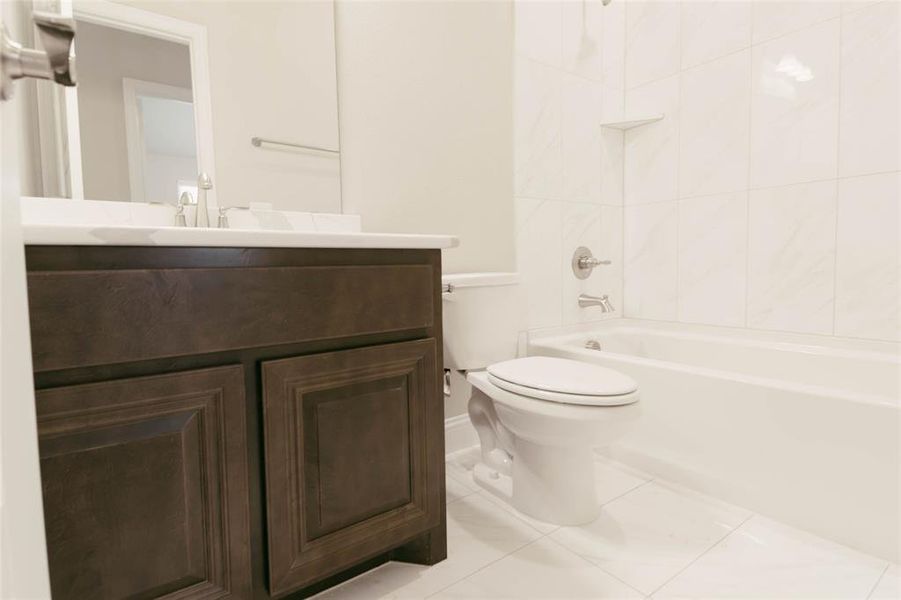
174,191 -> 191,227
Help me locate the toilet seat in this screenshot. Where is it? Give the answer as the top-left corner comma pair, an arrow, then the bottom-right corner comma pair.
486,356 -> 638,406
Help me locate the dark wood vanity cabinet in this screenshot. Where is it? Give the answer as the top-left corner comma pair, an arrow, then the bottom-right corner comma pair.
262,340 -> 441,596
35,366 -> 253,599
25,246 -> 447,600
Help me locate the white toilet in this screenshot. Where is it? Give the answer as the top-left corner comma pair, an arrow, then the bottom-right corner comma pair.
443,273 -> 640,526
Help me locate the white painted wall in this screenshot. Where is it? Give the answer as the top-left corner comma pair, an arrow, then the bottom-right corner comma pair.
620,0 -> 900,342
335,0 -> 516,274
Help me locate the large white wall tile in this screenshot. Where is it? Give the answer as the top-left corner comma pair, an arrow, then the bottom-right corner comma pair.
839,0 -> 900,177
678,192 -> 748,327
514,0 -> 563,68
748,180 -> 837,334
751,1 -> 841,44
562,0 -> 605,80
624,201 -> 678,320
562,203 -> 604,324
600,128 -> 624,206
600,204 -> 625,316
681,1 -> 752,69
625,1 -> 681,89
562,75 -> 603,202
841,0 -> 882,15
835,172 -> 900,340
624,76 -> 680,205
601,0 -> 626,91
515,58 -> 563,199
560,202 -> 624,325
516,197 -> 563,329
749,19 -> 840,189
679,50 -> 751,198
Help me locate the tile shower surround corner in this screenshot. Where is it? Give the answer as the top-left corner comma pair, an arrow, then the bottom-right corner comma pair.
513,0 -> 899,342
513,0 -> 625,333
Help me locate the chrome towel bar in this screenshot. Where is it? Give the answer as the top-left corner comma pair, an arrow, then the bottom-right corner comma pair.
250,136 -> 339,155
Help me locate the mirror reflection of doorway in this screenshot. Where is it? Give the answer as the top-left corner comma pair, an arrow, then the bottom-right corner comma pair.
122,79 -> 197,204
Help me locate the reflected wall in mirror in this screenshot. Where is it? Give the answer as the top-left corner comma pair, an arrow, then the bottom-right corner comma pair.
76,20 -> 197,204
19,0 -> 341,213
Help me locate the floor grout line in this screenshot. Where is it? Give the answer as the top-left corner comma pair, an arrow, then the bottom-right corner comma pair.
475,488 -> 562,537
600,477 -> 656,509
646,512 -> 757,598
423,534 -> 554,599
542,532 -> 649,598
865,562 -> 892,600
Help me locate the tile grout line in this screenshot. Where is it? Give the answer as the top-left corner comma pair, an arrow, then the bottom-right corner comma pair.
542,532 -> 649,598
423,534 -> 554,599
744,16 -> 755,330
647,512 -> 757,597
598,477 -> 656,509
617,167 -> 901,209
865,562 -> 891,599
628,7 -> 849,95
585,292 -> 899,343
831,8 -> 845,337
674,1 -> 683,324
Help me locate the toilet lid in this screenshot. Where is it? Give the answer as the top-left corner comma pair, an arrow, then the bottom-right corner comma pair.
487,356 -> 638,406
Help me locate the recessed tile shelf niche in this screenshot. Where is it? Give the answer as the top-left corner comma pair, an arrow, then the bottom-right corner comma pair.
600,114 -> 665,131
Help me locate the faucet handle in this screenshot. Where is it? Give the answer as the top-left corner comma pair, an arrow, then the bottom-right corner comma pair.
571,246 -> 611,279
578,256 -> 612,268
217,206 -> 231,229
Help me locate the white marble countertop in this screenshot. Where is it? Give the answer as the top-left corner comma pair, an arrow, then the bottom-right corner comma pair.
22,224 -> 458,249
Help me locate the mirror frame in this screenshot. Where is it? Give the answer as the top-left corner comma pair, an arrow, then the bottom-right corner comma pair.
37,0 -> 217,206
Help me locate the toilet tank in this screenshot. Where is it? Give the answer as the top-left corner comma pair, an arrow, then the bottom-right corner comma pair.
441,272 -> 525,371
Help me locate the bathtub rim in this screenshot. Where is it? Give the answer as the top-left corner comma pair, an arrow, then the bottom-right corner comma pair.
527,319 -> 900,409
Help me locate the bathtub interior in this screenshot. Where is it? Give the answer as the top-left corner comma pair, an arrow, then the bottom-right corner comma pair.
525,319 -> 900,561
532,322 -> 900,402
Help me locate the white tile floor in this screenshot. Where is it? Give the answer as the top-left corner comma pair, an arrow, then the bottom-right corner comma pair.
314,448 -> 899,599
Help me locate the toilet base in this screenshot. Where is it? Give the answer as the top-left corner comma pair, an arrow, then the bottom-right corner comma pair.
472,441 -> 600,526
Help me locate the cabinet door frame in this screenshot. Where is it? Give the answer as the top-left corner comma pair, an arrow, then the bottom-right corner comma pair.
262,339 -> 441,597
36,365 -> 253,599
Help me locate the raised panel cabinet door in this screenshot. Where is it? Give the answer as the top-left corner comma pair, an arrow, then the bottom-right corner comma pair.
36,366 -> 253,599
262,339 -> 443,597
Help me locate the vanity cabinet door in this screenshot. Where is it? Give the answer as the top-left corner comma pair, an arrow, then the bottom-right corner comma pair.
262,339 -> 442,597
36,366 -> 253,600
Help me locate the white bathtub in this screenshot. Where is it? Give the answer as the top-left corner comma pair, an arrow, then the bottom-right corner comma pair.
529,319 -> 900,562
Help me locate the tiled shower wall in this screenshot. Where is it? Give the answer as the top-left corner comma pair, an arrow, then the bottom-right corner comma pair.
620,0 -> 900,340
513,0 -> 627,330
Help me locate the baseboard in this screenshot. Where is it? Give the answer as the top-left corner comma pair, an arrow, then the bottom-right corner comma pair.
444,413 -> 478,456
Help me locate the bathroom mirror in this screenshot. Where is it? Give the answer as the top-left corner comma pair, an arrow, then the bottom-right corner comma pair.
17,0 -> 342,212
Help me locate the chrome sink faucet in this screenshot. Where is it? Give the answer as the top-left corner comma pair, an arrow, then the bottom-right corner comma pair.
193,173 -> 212,228
578,294 -> 614,312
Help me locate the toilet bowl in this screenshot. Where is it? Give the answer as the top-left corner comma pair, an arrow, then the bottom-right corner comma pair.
441,273 -> 640,526
466,356 -> 640,526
